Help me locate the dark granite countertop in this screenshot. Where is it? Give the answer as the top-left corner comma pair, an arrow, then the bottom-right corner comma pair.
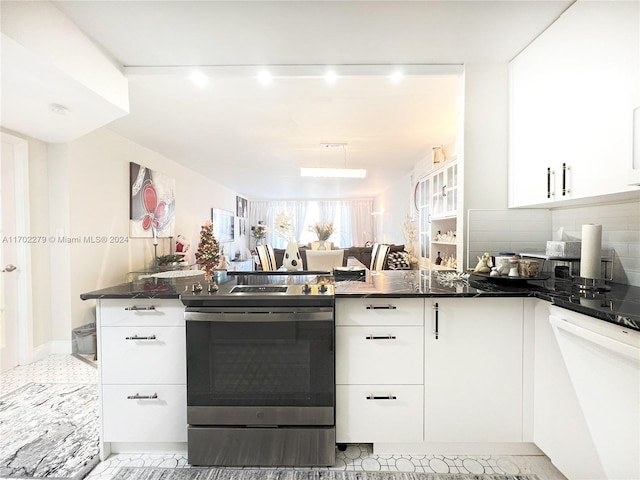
80,271 -> 208,300
80,268 -> 640,332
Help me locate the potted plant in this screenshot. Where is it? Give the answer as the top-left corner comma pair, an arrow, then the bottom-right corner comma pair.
251,222 -> 267,246
271,212 -> 300,271
308,221 -> 333,250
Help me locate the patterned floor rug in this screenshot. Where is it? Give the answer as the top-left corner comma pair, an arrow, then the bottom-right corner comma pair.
113,469 -> 539,480
0,383 -> 100,479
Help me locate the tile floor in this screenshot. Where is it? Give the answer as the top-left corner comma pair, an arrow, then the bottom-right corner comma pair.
0,355 -> 568,479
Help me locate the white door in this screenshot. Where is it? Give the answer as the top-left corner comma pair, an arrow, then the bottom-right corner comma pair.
1,133 -> 30,373
1,139 -> 19,372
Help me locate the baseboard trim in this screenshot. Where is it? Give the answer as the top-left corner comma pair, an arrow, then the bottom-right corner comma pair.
31,340 -> 72,362
373,442 -> 544,456
108,442 -> 187,456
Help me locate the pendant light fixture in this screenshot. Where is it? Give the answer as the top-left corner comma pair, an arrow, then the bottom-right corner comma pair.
301,143 -> 367,178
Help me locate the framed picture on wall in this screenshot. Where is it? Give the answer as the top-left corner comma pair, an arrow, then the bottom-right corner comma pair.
236,196 -> 247,218
211,208 -> 234,243
130,162 -> 175,238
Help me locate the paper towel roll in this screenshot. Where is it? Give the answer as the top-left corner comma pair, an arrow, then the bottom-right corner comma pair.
580,224 -> 602,279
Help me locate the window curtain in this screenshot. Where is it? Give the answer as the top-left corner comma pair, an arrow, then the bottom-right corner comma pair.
340,199 -> 374,247
248,201 -> 308,248
248,199 -> 373,248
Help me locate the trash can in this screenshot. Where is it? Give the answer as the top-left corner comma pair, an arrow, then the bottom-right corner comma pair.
72,323 -> 97,355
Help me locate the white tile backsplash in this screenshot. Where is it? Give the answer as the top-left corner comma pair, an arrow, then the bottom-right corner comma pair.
467,209 -> 552,269
467,199 -> 640,287
551,199 -> 640,286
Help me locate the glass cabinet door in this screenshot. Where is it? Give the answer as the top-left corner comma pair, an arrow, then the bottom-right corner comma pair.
445,163 -> 458,214
418,178 -> 430,258
431,171 -> 445,217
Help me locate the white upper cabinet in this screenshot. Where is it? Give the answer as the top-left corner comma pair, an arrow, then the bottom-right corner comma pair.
509,1 -> 640,208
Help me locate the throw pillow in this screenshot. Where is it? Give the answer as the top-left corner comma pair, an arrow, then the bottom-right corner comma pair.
387,251 -> 411,270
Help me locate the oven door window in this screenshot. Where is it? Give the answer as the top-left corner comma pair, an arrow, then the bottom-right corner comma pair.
187,320 -> 334,407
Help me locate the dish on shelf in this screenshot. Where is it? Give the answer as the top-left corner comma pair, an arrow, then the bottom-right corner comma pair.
472,272 -> 550,282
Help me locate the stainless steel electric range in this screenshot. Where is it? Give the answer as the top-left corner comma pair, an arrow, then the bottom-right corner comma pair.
181,272 -> 335,467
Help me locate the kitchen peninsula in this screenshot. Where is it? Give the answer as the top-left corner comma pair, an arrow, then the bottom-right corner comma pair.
81,268 -> 640,479
81,270 -> 640,331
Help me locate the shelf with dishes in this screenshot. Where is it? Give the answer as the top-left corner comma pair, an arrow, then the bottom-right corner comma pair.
414,157 -> 462,271
431,218 -> 458,270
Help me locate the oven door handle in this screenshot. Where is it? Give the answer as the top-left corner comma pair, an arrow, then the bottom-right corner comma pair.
185,310 -> 333,323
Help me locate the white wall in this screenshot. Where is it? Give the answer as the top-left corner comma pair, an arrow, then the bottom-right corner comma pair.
61,128 -> 245,333
25,137 -> 51,349
461,63 -> 510,269
47,143 -> 73,344
374,171 -> 413,246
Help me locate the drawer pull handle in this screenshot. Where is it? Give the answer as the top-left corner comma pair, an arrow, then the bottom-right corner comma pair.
366,394 -> 397,400
562,163 -> 571,196
433,302 -> 439,340
365,335 -> 397,340
366,305 -> 397,310
125,334 -> 157,341
127,393 -> 158,400
546,168 -> 555,198
125,305 -> 156,311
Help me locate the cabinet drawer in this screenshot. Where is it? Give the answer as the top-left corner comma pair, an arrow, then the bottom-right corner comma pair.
102,384 -> 187,442
336,385 -> 423,443
99,298 -> 184,327
100,326 -> 186,384
336,326 -> 423,384
336,298 -> 423,326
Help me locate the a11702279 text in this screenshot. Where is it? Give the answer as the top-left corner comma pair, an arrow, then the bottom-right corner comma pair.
2,235 -> 129,244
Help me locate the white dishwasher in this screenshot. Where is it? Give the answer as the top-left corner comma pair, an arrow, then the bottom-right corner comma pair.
549,306 -> 640,480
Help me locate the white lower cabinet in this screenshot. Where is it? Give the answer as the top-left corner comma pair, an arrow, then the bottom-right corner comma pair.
102,384 -> 187,442
335,298 -> 424,444
424,298 -> 524,443
100,326 -> 186,385
335,325 -> 423,385
97,298 -> 186,458
336,385 -> 423,443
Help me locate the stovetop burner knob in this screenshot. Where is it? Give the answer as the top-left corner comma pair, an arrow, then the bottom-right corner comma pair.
319,282 -> 328,294
303,282 -> 312,294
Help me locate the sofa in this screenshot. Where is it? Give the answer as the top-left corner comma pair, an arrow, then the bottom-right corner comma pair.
272,244 -> 406,270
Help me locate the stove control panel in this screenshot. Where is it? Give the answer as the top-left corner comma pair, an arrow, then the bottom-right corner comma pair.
301,281 -> 334,295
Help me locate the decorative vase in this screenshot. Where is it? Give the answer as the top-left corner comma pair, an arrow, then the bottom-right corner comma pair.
317,240 -> 327,251
283,242 -> 301,271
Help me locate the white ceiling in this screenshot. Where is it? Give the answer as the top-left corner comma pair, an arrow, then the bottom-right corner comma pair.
26,1 -> 576,200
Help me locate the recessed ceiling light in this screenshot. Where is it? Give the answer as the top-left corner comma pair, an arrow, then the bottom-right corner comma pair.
257,70 -> 272,85
324,71 -> 337,85
49,103 -> 69,115
301,167 -> 366,178
389,70 -> 404,84
189,71 -> 208,87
